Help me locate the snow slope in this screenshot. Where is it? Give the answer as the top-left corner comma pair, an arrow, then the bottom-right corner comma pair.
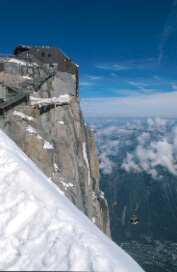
0,129 -> 144,271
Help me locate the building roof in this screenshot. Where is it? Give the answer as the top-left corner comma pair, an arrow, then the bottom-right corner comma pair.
14,45 -> 78,74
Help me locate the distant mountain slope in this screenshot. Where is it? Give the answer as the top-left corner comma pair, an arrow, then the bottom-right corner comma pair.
92,119 -> 177,272
96,125 -> 177,244
0,129 -> 143,272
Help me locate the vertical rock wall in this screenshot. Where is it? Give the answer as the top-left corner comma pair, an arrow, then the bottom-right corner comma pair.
0,64 -> 111,237
0,102 -> 111,237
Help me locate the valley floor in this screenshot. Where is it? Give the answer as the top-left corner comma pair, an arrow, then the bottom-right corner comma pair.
121,240 -> 177,272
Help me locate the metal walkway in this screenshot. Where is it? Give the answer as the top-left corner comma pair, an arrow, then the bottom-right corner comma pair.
0,56 -> 54,111
0,83 -> 31,111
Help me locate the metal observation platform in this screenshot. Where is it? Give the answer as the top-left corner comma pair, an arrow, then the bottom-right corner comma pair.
0,56 -> 54,113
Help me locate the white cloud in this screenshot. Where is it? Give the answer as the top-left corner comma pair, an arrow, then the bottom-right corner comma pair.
121,153 -> 141,173
114,64 -> 129,71
96,64 -> 131,71
96,126 -> 134,138
80,82 -> 92,86
111,73 -> 118,77
88,75 -> 103,80
137,132 -> 150,145
95,125 -> 138,174
81,91 -> 177,117
171,83 -> 177,90
126,120 -> 144,130
129,82 -> 150,87
94,118 -> 177,178
173,126 -> 177,151
129,82 -> 155,93
111,89 -> 140,96
98,126 -> 119,137
99,152 -> 115,175
158,0 -> 177,64
95,128 -> 121,174
122,127 -> 177,179
147,117 -> 168,131
94,118 -> 177,179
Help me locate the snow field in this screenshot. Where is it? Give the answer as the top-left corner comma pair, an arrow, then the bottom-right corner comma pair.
0,129 -> 144,271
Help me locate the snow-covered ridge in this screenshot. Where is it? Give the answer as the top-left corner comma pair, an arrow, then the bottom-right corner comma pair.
0,129 -> 143,271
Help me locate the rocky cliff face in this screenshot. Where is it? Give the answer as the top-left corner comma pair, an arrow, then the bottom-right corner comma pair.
0,72 -> 111,237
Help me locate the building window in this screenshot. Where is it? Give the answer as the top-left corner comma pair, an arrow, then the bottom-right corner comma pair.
48,54 -> 52,57
41,51 -> 45,57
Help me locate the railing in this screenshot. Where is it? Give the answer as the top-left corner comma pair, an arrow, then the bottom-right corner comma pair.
0,54 -> 55,111
0,87 -> 31,110
17,54 -> 52,75
0,53 -> 13,58
19,68 -> 53,91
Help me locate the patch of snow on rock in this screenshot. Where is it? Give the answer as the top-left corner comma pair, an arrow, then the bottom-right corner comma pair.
8,58 -> 37,67
43,141 -> 54,149
26,126 -> 36,134
13,110 -> 26,119
26,125 -> 36,134
23,75 -> 32,80
13,111 -> 34,121
30,94 -> 72,106
36,134 -> 43,140
26,116 -> 33,121
100,191 -> 105,199
54,163 -> 59,172
82,142 -> 91,186
8,58 -> 28,65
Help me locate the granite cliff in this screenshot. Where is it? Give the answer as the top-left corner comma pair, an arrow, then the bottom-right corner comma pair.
0,47 -> 111,237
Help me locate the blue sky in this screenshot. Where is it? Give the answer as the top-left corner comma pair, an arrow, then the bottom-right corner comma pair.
0,0 -> 177,117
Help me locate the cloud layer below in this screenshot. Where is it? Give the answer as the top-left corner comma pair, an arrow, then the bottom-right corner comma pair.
82,91 -> 177,117
94,118 -> 177,179
122,124 -> 177,179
